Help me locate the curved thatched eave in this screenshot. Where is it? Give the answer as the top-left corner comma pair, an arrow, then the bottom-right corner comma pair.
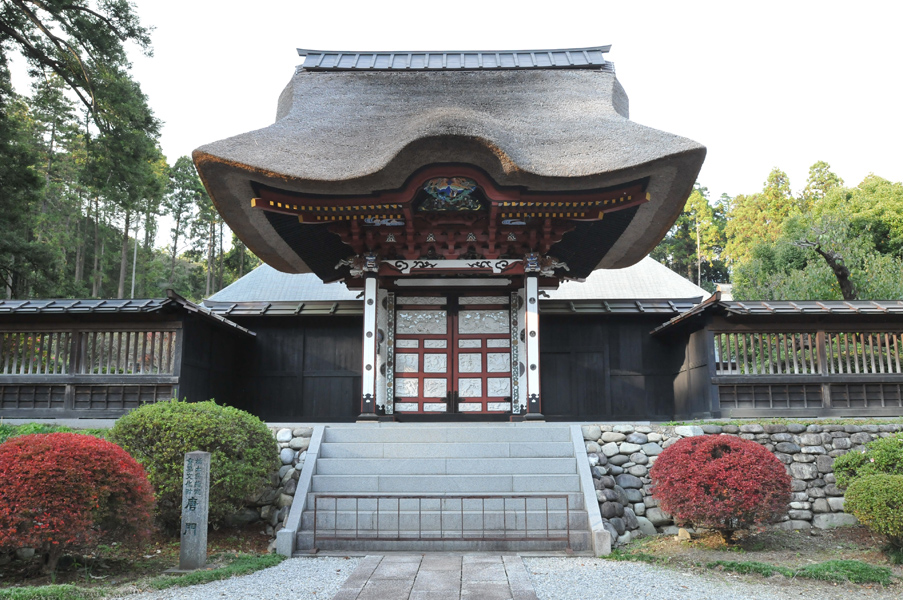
193,69 -> 705,274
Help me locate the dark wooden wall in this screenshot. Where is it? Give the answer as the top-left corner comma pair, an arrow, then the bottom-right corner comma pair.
539,315 -> 683,421
177,316 -> 244,407
671,328 -> 718,420
225,316 -> 362,422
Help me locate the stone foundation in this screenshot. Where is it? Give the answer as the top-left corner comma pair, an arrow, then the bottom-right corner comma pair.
581,422 -> 903,546
231,426 -> 312,550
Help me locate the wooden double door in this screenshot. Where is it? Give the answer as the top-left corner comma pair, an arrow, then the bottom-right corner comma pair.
392,294 -> 513,414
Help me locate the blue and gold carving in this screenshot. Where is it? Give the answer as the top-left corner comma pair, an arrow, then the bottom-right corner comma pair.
419,177 -> 482,212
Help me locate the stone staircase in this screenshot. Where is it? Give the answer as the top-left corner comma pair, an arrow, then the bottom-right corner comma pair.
293,423 -> 594,553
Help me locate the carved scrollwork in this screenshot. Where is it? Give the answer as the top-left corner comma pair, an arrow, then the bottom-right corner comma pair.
466,260 -> 493,269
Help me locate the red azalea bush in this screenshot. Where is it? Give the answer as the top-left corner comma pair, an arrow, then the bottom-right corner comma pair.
0,433 -> 155,572
650,434 -> 791,542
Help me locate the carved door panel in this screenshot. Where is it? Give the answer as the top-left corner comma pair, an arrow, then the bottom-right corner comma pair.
392,295 -> 511,414
393,299 -> 451,413
455,298 -> 512,413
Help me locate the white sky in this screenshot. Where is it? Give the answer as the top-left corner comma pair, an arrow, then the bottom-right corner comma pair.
11,1 -> 903,246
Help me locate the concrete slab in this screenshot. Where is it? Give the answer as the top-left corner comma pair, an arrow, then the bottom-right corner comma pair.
461,581 -> 514,599
411,569 -> 461,592
419,555 -> 462,571
371,559 -> 422,579
509,442 -> 575,458
445,458 -> 576,475
512,474 -> 580,492
356,578 -> 415,600
383,442 -> 512,458
331,554 -> 541,600
462,561 -> 508,581
317,458 -> 447,475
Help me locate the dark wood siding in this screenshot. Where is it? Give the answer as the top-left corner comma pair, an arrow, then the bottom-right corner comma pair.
672,328 -> 718,419
226,316 -> 362,422
539,315 -> 682,421
177,316 -> 243,407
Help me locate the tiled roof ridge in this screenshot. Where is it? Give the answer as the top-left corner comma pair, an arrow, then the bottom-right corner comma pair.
296,46 -> 612,72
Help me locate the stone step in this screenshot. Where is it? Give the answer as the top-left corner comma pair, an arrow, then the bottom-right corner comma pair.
296,531 -> 592,553
318,441 -> 576,459
311,474 -> 582,494
314,457 -> 577,476
300,508 -> 589,532
305,492 -> 586,511
322,425 -> 571,444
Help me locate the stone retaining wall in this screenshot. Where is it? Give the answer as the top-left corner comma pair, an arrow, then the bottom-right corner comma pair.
581,422 -> 903,547
228,426 -> 312,551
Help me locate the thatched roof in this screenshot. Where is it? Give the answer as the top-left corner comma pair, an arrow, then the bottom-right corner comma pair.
194,48 -> 705,275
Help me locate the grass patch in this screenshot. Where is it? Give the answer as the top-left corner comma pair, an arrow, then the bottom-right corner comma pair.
707,560 -> 793,578
606,550 -> 667,565
707,558 -> 893,585
0,585 -> 99,600
887,546 -> 903,565
146,553 -> 285,590
795,560 -> 893,585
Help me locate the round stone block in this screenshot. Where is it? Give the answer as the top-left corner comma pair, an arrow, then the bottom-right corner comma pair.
615,473 -> 643,489
280,447 -> 296,465
625,433 -> 648,445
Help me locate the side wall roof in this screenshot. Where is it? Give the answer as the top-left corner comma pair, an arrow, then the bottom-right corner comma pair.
206,257 -> 706,304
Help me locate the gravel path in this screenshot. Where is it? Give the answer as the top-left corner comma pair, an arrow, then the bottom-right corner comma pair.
106,556 -> 360,600
104,555 -> 898,600
524,557 -> 898,600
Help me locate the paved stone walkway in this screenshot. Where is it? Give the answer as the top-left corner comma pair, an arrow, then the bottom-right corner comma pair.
331,554 -> 539,600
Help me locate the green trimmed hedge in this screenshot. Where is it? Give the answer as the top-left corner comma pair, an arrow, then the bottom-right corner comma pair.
833,433 -> 903,488
845,474 -> 903,549
108,400 -> 278,530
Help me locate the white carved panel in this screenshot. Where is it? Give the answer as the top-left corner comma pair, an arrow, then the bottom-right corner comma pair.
395,402 -> 419,411
377,288 -> 388,410
423,354 -> 447,373
487,339 -> 510,348
488,402 -> 512,411
397,296 -> 447,304
458,310 -> 509,334
488,377 -> 511,396
423,378 -> 447,397
458,353 -> 482,373
487,353 -> 510,373
396,339 -> 419,348
423,403 -> 447,412
458,296 -> 509,305
458,339 -> 481,348
395,378 -> 419,397
396,310 -> 447,335
457,403 -> 483,412
458,378 -> 482,398
395,354 -> 419,373
424,340 -> 447,348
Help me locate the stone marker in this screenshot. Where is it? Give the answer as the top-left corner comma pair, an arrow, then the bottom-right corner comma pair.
179,451 -> 210,571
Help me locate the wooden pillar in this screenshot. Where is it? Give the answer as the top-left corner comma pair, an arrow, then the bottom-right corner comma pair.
524,275 -> 544,420
704,327 -> 721,419
817,330 -> 832,409
358,275 -> 379,420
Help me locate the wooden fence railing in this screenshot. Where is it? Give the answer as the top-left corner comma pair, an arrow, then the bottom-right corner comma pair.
0,325 -> 181,418
712,329 -> 903,417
